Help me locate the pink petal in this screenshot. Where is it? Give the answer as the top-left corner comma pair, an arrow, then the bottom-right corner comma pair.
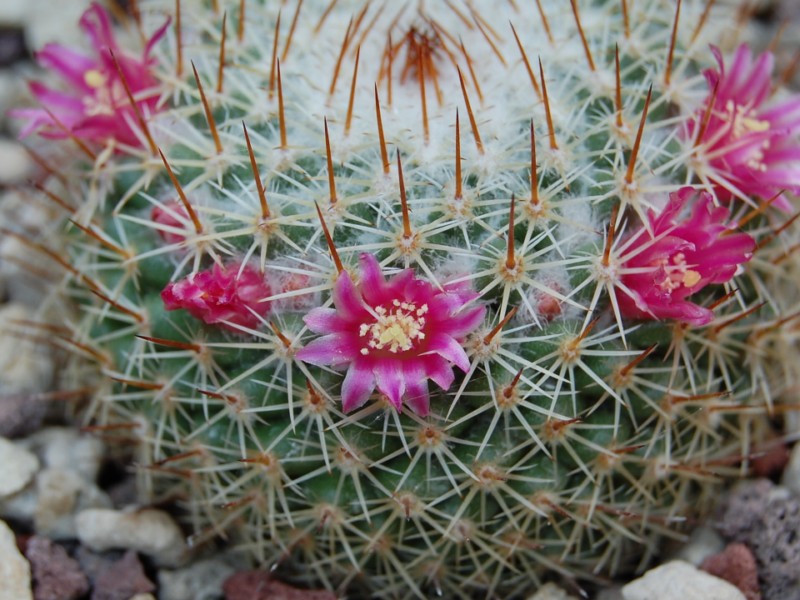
425,333 -> 470,372
297,335 -> 355,367
404,362 -> 430,416
303,308 -> 348,334
425,355 -> 456,391
341,362 -> 376,412
373,359 -> 405,410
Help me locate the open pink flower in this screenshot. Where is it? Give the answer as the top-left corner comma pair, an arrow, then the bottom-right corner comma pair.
161,263 -> 271,331
297,254 -> 485,416
616,187 -> 755,326
13,3 -> 168,148
687,44 -> 800,211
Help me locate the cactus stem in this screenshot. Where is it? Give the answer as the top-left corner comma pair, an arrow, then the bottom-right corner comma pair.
274,60 -> 287,149
217,11 -> 227,94
614,45 -> 624,130
32,181 -> 74,212
158,148 -> 203,234
344,46 -> 360,137
237,0 -> 245,42
175,0 -> 182,77
418,51 -> 430,144
269,9 -> 282,101
777,48 -> 800,92
109,375 -> 164,390
756,208 -> 800,250
109,50 -> 158,155
269,321 -> 293,349
735,190 -> 782,227
190,62 -> 223,154
472,14 -> 506,66
323,117 -> 338,205
538,58 -> 558,151
624,84 -> 652,185
620,0 -> 630,39
454,110 -> 463,199
314,0 -> 338,34
135,334 -> 203,353
68,219 -> 132,260
396,151 -> 413,240
281,0 -> 303,62
510,22 -> 542,100
457,66 -> 484,154
314,200 -> 344,274
506,195 -> 517,270
664,0 -> 682,86
328,17 -> 353,99
483,306 -> 518,346
385,31 -> 394,105
458,38 -> 484,104
24,147 -> 68,186
374,84 -> 390,175
242,122 -> 269,219
42,107 -> 96,161
712,301 -> 766,333
693,82 -> 718,150
691,0 -> 716,45
1,228 -> 80,279
570,0 -> 595,72
534,0 -> 554,45
529,120 -> 540,206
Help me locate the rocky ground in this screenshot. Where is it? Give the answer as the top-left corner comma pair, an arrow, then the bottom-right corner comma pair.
0,1 -> 799,599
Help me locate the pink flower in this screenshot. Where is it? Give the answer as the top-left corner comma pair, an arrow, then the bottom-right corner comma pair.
616,187 -> 755,326
13,3 -> 169,148
297,254 -> 485,416
161,263 -> 272,331
687,44 -> 800,211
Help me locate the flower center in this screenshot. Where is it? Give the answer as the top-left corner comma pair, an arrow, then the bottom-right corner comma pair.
658,252 -> 701,292
725,100 -> 770,139
84,69 -> 106,88
359,300 -> 428,355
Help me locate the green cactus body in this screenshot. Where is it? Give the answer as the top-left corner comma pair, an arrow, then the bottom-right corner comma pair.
15,0 -> 800,597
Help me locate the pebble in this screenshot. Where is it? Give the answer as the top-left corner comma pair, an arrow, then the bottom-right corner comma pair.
0,435 -> 39,498
91,550 -> 155,600
159,555 -> 238,600
76,508 -> 189,567
223,572 -> 337,600
526,582 -> 577,599
675,526 -> 726,566
0,304 -> 55,395
701,543 -> 761,600
35,468 -> 112,539
24,427 -> 105,483
25,536 -> 89,600
0,519 -> 32,600
621,560 -> 746,600
781,442 -> 800,495
0,138 -> 33,185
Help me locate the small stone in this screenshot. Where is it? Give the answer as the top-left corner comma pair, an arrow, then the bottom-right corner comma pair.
701,543 -> 761,600
159,555 -> 237,600
25,536 -> 89,600
128,595 -> 157,600
0,139 -> 33,185
622,561 -> 746,600
25,427 -> 105,483
676,526 -> 726,566
0,436 -> 39,499
751,441 -> 790,479
0,519 -> 32,600
34,468 -> 112,539
526,582 -> 577,599
76,508 -> 188,567
0,304 -> 55,396
91,551 -> 155,600
782,442 -> 800,495
0,26 -> 28,67
0,393 -> 47,439
223,572 -> 338,600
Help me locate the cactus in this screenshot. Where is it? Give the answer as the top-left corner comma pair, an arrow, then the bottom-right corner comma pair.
9,0 -> 800,597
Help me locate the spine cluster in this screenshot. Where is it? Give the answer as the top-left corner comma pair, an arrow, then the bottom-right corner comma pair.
9,0 -> 800,597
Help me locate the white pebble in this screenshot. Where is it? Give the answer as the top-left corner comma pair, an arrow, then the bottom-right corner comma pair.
24,427 -> 105,483
0,436 -> 39,499
159,556 -> 238,600
781,442 -> 800,495
622,561 -> 745,600
76,508 -> 189,567
0,140 -> 33,186
0,519 -> 32,600
526,582 -> 577,600
34,468 -> 112,539
675,526 -> 726,566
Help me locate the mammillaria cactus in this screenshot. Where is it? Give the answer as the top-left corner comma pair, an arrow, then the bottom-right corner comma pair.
9,0 -> 800,597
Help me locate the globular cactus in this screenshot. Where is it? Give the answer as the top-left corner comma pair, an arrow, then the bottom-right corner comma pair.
9,0 -> 800,597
